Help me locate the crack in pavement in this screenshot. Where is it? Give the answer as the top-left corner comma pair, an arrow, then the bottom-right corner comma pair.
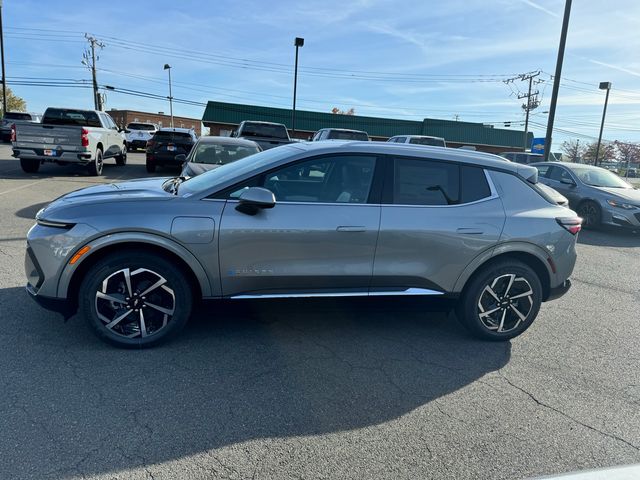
498,373 -> 639,452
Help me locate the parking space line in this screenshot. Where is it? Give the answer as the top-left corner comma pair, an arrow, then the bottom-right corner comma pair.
0,179 -> 47,196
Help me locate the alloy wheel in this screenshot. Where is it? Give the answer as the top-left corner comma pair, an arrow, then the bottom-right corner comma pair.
477,274 -> 534,333
579,203 -> 598,227
95,267 -> 176,339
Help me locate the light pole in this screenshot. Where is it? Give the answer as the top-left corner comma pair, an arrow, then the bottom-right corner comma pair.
594,81 -> 611,167
163,64 -> 174,128
292,37 -> 304,136
0,0 -> 7,117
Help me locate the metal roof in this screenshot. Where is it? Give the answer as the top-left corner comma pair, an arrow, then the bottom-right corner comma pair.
202,101 -> 533,148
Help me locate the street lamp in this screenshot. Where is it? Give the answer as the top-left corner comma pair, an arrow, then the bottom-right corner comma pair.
163,64 -> 174,128
291,37 -> 304,136
594,81 -> 611,166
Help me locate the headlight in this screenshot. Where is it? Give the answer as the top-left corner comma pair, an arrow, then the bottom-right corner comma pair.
36,219 -> 75,229
606,199 -> 637,210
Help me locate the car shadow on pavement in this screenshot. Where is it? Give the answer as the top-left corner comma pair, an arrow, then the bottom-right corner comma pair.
0,288 -> 511,479
577,227 -> 640,248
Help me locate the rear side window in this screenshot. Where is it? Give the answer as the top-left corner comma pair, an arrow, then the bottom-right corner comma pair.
43,108 -> 101,127
4,112 -> 32,121
394,158 -> 459,205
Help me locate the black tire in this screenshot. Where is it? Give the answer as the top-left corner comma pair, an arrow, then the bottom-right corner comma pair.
577,201 -> 601,229
88,149 -> 104,176
115,146 -> 127,166
126,143 -> 132,152
456,260 -> 543,341
20,158 -> 40,173
79,251 -> 193,348
146,159 -> 156,173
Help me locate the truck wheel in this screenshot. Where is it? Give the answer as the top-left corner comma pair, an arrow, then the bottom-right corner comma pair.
115,146 -> 127,166
20,158 -> 40,173
79,250 -> 193,348
88,149 -> 104,176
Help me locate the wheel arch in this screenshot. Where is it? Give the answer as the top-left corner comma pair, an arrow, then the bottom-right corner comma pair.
59,233 -> 213,304
454,244 -> 552,301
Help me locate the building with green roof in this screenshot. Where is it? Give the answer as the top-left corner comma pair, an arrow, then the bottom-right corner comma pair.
202,100 -> 532,153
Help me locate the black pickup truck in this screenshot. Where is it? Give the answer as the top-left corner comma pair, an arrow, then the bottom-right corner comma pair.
232,121 -> 292,150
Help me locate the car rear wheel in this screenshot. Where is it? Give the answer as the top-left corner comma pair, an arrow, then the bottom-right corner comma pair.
115,146 -> 127,166
87,149 -> 103,176
457,260 -> 542,341
20,158 -> 40,173
79,251 -> 193,348
577,201 -> 601,229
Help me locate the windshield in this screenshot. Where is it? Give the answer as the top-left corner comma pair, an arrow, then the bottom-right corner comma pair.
326,130 -> 369,141
240,123 -> 288,139
179,144 -> 301,196
409,137 -> 446,147
127,123 -> 156,131
571,165 -> 632,188
190,142 -> 260,165
42,108 -> 101,127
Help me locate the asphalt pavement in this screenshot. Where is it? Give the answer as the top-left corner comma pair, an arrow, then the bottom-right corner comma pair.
1,144 -> 639,480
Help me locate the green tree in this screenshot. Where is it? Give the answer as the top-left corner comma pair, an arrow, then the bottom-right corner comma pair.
0,87 -> 27,116
582,141 -> 614,165
560,139 -> 585,163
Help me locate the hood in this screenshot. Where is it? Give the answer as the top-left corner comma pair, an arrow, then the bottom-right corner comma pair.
38,177 -> 174,219
181,162 -> 221,177
594,186 -> 640,203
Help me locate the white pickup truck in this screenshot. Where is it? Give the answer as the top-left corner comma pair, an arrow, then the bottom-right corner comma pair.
11,107 -> 127,176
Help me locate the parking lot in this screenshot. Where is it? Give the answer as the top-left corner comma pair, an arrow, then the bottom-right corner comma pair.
1,143 -> 639,480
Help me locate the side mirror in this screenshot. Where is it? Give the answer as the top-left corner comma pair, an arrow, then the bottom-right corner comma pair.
236,187 -> 276,215
560,178 -> 576,186
175,154 -> 186,164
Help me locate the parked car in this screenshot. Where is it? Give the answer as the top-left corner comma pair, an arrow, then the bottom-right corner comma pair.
311,128 -> 369,141
387,135 -> 446,147
11,107 -> 126,175
179,136 -> 261,177
26,142 -> 579,348
500,152 -> 545,164
124,122 -> 158,151
232,120 -> 291,150
1,111 -> 41,142
532,161 -> 640,229
145,127 -> 197,173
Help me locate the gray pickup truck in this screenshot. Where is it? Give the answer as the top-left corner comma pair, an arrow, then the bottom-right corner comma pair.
12,107 -> 127,176
231,120 -> 291,150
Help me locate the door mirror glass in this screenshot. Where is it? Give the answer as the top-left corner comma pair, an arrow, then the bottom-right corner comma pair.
236,187 -> 276,215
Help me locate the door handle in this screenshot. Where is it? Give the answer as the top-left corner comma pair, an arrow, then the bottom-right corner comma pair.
337,226 -> 366,232
456,228 -> 484,235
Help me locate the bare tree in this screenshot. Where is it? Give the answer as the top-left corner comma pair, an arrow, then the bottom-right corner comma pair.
583,141 -> 614,165
331,107 -> 355,115
560,139 -> 584,163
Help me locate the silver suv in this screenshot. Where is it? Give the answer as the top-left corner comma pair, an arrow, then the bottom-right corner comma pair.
25,142 -> 580,348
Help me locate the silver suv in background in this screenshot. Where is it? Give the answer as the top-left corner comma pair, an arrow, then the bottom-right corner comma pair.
387,135 -> 446,147
1,111 -> 41,142
125,122 -> 158,151
26,142 -> 580,348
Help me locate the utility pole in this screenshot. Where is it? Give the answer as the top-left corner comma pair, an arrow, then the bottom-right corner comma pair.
504,71 -> 541,151
544,0 -> 573,161
0,0 -> 6,117
82,34 -> 104,111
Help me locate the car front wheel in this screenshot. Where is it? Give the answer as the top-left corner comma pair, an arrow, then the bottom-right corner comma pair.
457,260 -> 543,341
79,251 -> 193,348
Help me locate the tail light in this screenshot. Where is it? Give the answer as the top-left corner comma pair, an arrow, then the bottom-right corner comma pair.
10,124 -> 16,142
556,217 -> 582,235
81,128 -> 89,147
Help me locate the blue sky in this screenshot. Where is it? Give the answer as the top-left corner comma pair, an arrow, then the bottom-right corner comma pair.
5,0 -> 640,146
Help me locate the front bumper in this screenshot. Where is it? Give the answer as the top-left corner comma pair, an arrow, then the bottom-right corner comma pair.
602,207 -> 640,229
546,279 -> 571,302
26,283 -> 76,319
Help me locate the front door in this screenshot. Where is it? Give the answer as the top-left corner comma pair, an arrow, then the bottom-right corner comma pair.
218,154 -> 381,297
541,165 -> 581,207
372,156 -> 505,294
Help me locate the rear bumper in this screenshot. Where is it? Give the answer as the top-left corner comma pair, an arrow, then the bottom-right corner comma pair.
146,153 -> 184,165
12,148 -> 93,163
128,140 -> 148,149
546,279 -> 571,302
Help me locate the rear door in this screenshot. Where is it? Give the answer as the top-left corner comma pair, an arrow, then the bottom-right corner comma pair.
372,156 -> 505,294
217,153 -> 382,297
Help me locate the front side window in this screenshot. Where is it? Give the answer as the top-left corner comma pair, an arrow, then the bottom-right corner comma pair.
263,155 -> 376,203
547,166 -> 573,183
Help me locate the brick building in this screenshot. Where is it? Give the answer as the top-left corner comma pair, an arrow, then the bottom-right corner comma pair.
108,109 -> 203,136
